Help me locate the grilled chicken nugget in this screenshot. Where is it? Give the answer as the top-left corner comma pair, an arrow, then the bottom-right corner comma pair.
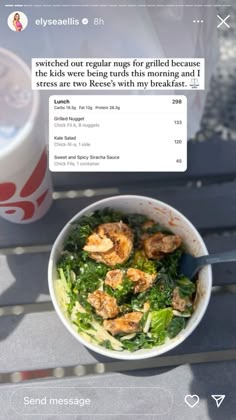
87,290 -> 119,319
126,268 -> 156,293
84,222 -> 133,267
103,312 -> 143,335
144,233 -> 182,259
83,232 -> 113,253
104,269 -> 124,289
172,287 -> 191,312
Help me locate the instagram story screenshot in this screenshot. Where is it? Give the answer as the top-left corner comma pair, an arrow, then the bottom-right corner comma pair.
0,0 -> 235,419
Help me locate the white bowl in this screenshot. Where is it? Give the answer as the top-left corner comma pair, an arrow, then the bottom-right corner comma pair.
48,195 -> 212,360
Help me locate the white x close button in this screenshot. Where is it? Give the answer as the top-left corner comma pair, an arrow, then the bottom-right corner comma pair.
217,15 -> 230,29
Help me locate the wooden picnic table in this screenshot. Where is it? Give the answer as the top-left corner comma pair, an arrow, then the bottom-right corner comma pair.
0,137 -> 236,419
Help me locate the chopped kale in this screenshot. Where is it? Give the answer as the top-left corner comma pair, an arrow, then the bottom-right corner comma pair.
131,250 -> 157,274
167,317 -> 186,338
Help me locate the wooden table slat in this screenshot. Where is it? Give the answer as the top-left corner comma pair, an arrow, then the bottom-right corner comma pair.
0,181 -> 236,247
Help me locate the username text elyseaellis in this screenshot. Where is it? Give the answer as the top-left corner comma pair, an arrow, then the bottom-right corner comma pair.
35,17 -> 80,27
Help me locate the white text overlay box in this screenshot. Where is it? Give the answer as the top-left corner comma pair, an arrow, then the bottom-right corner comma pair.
49,95 -> 187,172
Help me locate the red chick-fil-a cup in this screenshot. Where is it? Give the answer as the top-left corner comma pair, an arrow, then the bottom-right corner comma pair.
0,48 -> 52,223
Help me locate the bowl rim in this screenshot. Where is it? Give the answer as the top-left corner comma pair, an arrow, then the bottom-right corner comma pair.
48,194 -> 212,360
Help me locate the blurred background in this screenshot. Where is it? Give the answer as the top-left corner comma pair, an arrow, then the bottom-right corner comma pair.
1,1 -> 235,144
197,4 -> 236,142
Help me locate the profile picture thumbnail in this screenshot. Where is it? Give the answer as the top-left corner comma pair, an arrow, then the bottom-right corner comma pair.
8,11 -> 28,32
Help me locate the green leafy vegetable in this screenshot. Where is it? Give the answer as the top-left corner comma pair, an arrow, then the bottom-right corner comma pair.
145,223 -> 170,235
151,308 -> 173,335
119,304 -> 133,314
57,252 -> 81,276
76,312 -> 93,331
167,317 -> 186,338
176,277 -> 196,298
124,213 -> 148,247
125,213 -> 148,226
155,248 -> 184,287
121,329 -> 167,351
75,260 -> 109,310
121,332 -> 147,351
130,281 -> 173,311
131,251 -> 157,274
104,277 -> 134,304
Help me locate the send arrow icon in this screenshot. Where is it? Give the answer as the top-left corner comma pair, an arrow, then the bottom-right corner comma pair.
211,395 -> 225,408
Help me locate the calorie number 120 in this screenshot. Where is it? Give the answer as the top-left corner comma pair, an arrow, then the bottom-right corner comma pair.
174,140 -> 182,144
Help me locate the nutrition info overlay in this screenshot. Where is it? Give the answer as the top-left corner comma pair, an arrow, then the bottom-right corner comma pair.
49,95 -> 187,172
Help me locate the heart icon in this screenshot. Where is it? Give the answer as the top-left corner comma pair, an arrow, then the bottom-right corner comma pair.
184,394 -> 200,408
